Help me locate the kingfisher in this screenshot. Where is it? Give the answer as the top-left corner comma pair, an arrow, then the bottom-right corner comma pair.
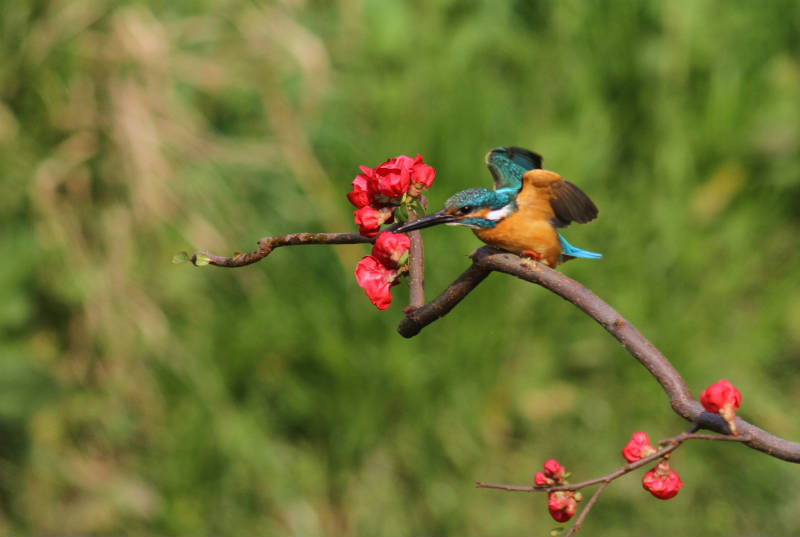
394,147 -> 601,267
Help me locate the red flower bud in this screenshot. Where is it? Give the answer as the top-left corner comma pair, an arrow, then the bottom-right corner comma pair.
700,379 -> 742,435
347,166 -> 377,208
534,472 -> 553,486
353,205 -> 394,237
411,153 -> 436,189
354,256 -> 397,310
622,432 -> 658,462
642,460 -> 683,500
542,459 -> 566,482
374,156 -> 413,199
372,231 -> 411,268
547,491 -> 578,523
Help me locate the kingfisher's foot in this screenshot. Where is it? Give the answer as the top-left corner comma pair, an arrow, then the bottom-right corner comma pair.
520,249 -> 543,266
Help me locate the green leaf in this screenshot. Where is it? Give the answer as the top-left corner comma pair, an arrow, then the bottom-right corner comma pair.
172,251 -> 190,264
394,204 -> 409,224
396,250 -> 409,267
409,199 -> 425,217
550,527 -> 565,536
194,252 -> 211,266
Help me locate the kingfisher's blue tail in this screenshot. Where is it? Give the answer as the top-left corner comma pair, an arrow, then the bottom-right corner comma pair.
558,232 -> 602,259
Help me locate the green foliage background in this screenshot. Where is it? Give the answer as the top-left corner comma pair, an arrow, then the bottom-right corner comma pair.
1,0 -> 799,534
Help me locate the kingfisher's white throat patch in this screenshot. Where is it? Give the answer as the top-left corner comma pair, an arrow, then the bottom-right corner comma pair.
486,204 -> 514,221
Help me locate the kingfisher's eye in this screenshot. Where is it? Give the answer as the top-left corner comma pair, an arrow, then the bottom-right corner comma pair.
459,205 -> 473,215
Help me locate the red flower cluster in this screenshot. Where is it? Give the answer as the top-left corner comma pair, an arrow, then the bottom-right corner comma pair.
347,154 -> 436,236
621,432 -> 658,463
354,232 -> 411,310
700,379 -> 742,435
642,460 -> 683,500
621,432 -> 682,500
533,459 -> 580,523
534,458 -> 566,486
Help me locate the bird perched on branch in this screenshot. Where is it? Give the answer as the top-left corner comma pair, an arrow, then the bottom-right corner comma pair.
394,147 -> 601,267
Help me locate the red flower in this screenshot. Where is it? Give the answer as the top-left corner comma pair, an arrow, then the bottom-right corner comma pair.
534,472 -> 551,486
700,379 -> 742,435
372,231 -> 411,268
348,154 -> 436,236
543,459 -> 566,481
347,166 -> 377,208
411,153 -> 436,189
374,155 -> 414,199
349,154 -> 435,207
354,256 -> 397,310
548,491 -> 577,523
354,205 -> 394,237
622,432 -> 658,463
700,379 -> 741,413
642,460 -> 683,500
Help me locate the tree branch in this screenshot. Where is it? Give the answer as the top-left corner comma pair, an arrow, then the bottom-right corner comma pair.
405,247 -> 800,463
190,232 -> 371,267
397,263 -> 492,336
188,232 -> 800,462
405,200 -> 426,308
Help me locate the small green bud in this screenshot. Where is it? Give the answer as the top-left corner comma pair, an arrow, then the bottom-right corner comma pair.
394,204 -> 409,223
194,252 -> 211,266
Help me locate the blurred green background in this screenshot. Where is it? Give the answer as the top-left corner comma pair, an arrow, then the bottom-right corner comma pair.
2,0 -> 800,534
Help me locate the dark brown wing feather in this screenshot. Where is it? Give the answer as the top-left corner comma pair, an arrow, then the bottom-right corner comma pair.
549,180 -> 599,228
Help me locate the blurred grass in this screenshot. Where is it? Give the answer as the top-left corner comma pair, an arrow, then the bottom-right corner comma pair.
1,0 -> 800,534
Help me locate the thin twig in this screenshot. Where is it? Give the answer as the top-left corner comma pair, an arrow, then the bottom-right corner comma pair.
190,232 -> 371,267
474,482 -> 538,492
475,427 -> 752,531
476,442 -> 678,493
476,427 -> 754,494
565,481 -> 608,537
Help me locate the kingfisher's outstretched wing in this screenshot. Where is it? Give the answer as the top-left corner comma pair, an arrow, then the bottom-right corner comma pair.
485,146 -> 543,192
520,169 -> 598,228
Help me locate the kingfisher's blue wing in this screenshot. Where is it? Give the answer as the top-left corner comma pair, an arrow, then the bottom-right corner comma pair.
485,147 -> 543,192
557,232 -> 602,259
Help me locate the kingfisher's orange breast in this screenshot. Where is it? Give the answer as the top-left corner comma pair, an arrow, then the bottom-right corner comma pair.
474,208 -> 562,266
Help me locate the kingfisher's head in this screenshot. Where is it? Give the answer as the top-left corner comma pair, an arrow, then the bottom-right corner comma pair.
394,187 -> 516,232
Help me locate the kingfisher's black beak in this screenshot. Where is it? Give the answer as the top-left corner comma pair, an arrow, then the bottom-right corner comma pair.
394,209 -> 458,233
